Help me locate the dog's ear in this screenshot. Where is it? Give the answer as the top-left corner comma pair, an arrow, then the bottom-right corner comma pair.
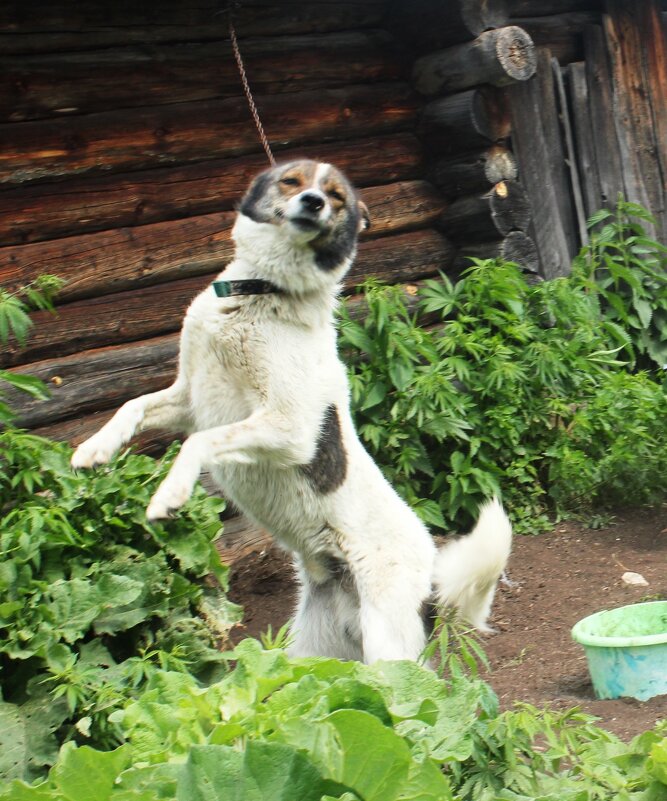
238,168 -> 275,223
357,200 -> 371,234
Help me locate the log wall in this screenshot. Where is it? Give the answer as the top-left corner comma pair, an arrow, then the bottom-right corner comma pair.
2,0 -> 665,451
0,1 -> 454,448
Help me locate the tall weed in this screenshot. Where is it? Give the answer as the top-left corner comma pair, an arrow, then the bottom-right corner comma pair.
340,227 -> 667,531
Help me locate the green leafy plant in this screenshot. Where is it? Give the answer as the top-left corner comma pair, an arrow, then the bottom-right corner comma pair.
571,197 -> 667,371
339,230 -> 667,531
0,431 -> 240,780
2,641 -> 664,800
0,275 -> 64,423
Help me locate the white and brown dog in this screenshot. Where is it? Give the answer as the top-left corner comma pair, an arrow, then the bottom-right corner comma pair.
72,160 -> 512,663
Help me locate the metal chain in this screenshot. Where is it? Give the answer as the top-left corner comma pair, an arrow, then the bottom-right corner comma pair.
228,15 -> 276,167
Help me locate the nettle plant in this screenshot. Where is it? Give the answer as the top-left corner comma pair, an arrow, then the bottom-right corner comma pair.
339,209 -> 667,532
571,197 -> 667,372
0,275 -> 64,423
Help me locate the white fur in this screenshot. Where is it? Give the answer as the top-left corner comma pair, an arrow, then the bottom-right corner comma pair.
72,164 -> 512,664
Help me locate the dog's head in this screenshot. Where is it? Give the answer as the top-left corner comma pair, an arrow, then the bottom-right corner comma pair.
237,160 -> 370,275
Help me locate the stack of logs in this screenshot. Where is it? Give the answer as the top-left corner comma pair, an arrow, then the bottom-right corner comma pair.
387,0 -> 542,276
0,1 -> 451,449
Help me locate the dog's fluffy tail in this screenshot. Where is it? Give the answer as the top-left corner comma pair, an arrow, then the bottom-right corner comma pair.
431,497 -> 512,632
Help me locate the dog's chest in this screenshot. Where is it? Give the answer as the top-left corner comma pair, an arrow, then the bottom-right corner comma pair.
181,291 -> 271,427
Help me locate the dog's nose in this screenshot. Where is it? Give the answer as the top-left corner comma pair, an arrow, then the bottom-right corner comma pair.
300,192 -> 325,213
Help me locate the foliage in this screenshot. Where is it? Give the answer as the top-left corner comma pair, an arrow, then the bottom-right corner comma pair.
0,430 -> 240,781
339,230 -> 667,531
571,198 -> 667,371
1,640 -> 664,800
0,275 -> 64,423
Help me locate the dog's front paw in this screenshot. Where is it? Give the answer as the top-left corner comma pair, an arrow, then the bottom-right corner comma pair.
71,435 -> 117,469
146,475 -> 196,522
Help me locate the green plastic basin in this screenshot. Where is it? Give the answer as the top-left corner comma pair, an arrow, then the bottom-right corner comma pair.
571,601 -> 667,701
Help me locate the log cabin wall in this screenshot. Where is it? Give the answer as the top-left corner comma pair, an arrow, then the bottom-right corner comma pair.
0,0 -> 453,449
1,0 -> 666,449
393,0 -> 666,281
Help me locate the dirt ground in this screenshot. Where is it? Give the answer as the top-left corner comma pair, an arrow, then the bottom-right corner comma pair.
227,505 -> 667,742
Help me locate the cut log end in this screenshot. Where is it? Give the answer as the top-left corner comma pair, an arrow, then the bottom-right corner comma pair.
455,231 -> 540,274
495,26 -> 538,82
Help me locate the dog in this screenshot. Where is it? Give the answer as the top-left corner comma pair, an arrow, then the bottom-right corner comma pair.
71,160 -> 512,663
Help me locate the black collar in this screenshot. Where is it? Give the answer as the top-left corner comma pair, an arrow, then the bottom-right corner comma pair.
213,279 -> 284,298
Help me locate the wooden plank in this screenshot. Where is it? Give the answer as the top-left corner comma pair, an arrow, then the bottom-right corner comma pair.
509,48 -> 578,278
0,179 -> 444,306
0,82 -> 418,186
582,25 -> 625,211
0,31 -> 406,122
2,183 -> 447,366
552,58 -> 588,245
0,132 -> 423,245
0,2 -> 386,55
639,1 -> 667,220
604,2 -> 664,237
512,12 -> 601,64
568,61 -> 604,222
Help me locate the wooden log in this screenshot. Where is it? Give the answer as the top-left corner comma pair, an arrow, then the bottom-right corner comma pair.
359,181 -> 446,240
413,26 -> 537,96
0,82 -> 418,186
454,232 -> 540,274
4,335 -> 180,430
430,146 -> 518,198
604,0 -> 666,241
512,12 -> 601,64
0,31 -> 405,122
33,409 -> 181,457
582,25 -> 624,211
0,132 -> 423,245
419,88 -> 511,153
386,0 -> 510,52
0,211 -> 236,303
0,2 -> 387,55
509,49 -> 578,278
509,0 -> 603,17
568,61 -> 604,222
0,179 -> 444,307
438,181 -> 531,242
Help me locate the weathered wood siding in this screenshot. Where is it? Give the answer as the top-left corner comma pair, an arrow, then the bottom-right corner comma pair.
1,1 -> 454,447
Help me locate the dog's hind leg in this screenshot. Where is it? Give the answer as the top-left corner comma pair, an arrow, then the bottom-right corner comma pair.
358,593 -> 428,663
71,382 -> 192,469
288,563 -> 363,661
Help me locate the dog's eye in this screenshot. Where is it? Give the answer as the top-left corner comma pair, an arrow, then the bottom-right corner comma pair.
280,177 -> 301,187
328,189 -> 345,203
